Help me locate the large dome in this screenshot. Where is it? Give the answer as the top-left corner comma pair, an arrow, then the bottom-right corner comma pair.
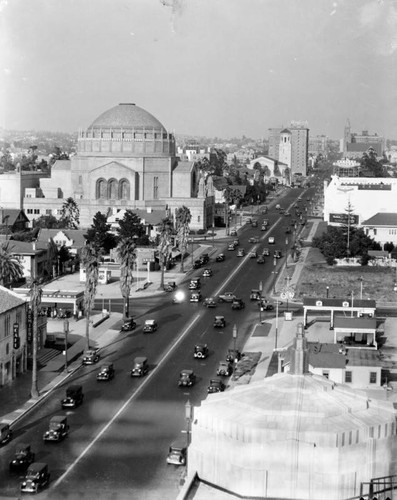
89,103 -> 166,131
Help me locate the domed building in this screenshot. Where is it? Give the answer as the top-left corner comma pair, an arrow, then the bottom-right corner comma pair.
188,324 -> 397,499
23,103 -> 214,229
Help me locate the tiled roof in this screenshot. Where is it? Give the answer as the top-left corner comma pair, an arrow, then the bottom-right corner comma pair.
37,229 -> 87,248
4,240 -> 47,255
0,209 -> 29,226
362,213 -> 397,227
0,285 -> 26,314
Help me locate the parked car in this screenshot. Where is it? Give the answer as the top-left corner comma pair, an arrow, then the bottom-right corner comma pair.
230,229 -> 237,236
262,206 -> 268,214
274,249 -> 282,259
82,349 -> 100,365
227,243 -> 236,251
190,291 -> 202,302
252,220 -> 258,228
189,278 -> 201,290
257,256 -> 265,264
61,385 -> 83,409
275,204 -> 281,210
261,225 -> 268,231
43,416 -> 69,442
262,247 -> 270,256
213,315 -> 226,328
194,343 -> 209,359
20,463 -> 50,494
199,253 -> 210,264
163,281 -> 177,292
259,299 -> 274,311
207,378 -> 226,393
216,253 -> 225,262
193,260 -> 202,269
143,319 -> 158,333
268,236 -> 275,244
249,251 -> 257,258
202,268 -> 213,277
130,356 -> 149,377
96,363 -> 115,381
262,219 -> 269,226
166,441 -> 187,466
121,319 -> 136,332
250,289 -> 262,301
178,369 -> 196,387
231,298 -> 245,310
216,361 -> 233,377
248,237 -> 259,244
226,348 -> 242,363
233,239 -> 239,246
203,297 -> 217,308
218,292 -> 236,303
237,248 -> 245,257
0,423 -> 12,445
9,444 -> 35,474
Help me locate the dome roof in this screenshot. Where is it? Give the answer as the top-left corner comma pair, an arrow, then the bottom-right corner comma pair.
89,103 -> 166,131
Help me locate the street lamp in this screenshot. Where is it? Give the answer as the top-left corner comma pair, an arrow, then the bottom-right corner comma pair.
326,286 -> 329,298
63,319 -> 69,373
185,399 -> 193,449
272,258 -> 278,294
359,276 -> 363,300
259,280 -> 263,324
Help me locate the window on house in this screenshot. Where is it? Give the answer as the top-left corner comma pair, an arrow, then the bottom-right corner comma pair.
373,229 -> 377,235
153,177 -> 158,199
79,175 -> 83,185
46,209 -> 52,215
5,314 -> 10,337
369,372 -> 377,384
27,209 -> 33,214
34,209 -> 40,214
198,215 -> 200,223
345,371 -> 352,383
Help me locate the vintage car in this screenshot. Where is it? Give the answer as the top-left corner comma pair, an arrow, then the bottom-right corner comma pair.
218,292 -> 236,303
216,253 -> 225,262
230,229 -> 237,236
231,298 -> 245,310
227,243 -> 236,251
20,462 -> 50,494
216,361 -> 233,377
262,247 -> 270,256
207,378 -> 226,393
275,203 -> 281,210
0,423 -> 12,445
259,299 -> 274,311
250,289 -> 262,301
262,206 -> 268,214
61,385 -> 84,409
284,211 -> 291,216
213,315 -> 226,328
248,237 -> 259,244
188,278 -> 201,290
199,253 -> 210,264
261,225 -> 268,231
268,236 -> 275,244
166,441 -> 187,466
43,416 -> 69,442
131,356 -> 149,377
252,220 -> 258,228
163,281 -> 177,292
202,268 -> 213,277
226,348 -> 242,364
172,291 -> 185,304
96,363 -> 115,381
237,248 -> 245,257
82,349 -> 100,365
193,259 -> 202,269
274,249 -> 282,259
233,239 -> 239,246
9,444 -> 35,473
178,369 -> 196,387
190,291 -> 202,303
121,319 -> 136,332
194,343 -> 209,359
257,255 -> 265,264
203,297 -> 217,308
249,251 -> 257,258
143,319 -> 158,333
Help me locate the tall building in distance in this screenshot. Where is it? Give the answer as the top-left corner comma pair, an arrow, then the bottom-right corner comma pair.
342,119 -> 385,158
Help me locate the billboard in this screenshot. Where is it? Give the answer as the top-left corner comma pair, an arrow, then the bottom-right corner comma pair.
329,213 -> 359,224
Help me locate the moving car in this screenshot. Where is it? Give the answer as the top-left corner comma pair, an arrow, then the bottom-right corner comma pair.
257,256 -> 265,264
143,319 -> 158,333
203,297 -> 217,308
20,463 -> 50,494
178,369 -> 196,387
268,236 -> 275,244
213,315 -> 226,328
189,278 -> 201,290
0,423 -> 12,445
166,441 -> 187,466
274,249 -> 282,259
285,227 -> 291,234
82,349 -> 100,365
227,243 -> 236,251
262,219 -> 269,226
190,291 -> 202,302
248,237 -> 259,244
130,356 -> 149,377
226,348 -> 242,363
216,361 -> 233,377
218,292 -> 236,303
163,281 -> 177,292
261,224 -> 268,231
284,211 -> 291,216
202,268 -> 213,277
252,220 -> 258,228
199,253 -> 210,264
230,229 -> 237,236
216,253 -> 225,262
259,299 -> 274,311
249,251 -> 257,258
96,363 -> 115,381
250,289 -> 262,301
193,260 -> 202,269
194,343 -> 209,359
172,291 -> 185,304
262,247 -> 270,256
43,416 -> 69,442
233,239 -> 239,246
9,444 -> 35,474
61,385 -> 83,409
237,248 -> 245,257
231,298 -> 245,310
121,319 -> 136,332
207,378 -> 226,393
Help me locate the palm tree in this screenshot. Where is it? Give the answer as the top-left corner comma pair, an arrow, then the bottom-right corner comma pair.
175,206 -> 191,273
0,242 -> 23,287
116,237 -> 136,320
80,244 -> 99,351
30,280 -> 42,398
157,217 -> 173,289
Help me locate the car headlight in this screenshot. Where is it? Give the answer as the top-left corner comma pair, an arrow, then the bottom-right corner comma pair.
22,482 -> 27,486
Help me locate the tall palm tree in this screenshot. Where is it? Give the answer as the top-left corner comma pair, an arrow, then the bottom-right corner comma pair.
30,280 -> 42,398
0,242 -> 23,287
81,244 -> 99,351
157,217 -> 173,289
223,187 -> 235,237
175,206 -> 191,273
116,237 -> 136,320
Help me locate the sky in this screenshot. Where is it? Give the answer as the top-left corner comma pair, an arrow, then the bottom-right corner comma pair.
1,0 -> 397,140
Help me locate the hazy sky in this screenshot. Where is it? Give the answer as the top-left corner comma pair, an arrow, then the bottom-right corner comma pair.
1,0 -> 396,140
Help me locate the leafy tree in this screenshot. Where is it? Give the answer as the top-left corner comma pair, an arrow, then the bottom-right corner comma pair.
46,239 -> 58,278
157,217 -> 173,289
58,245 -> 71,274
80,244 -> 100,350
175,206 -> 191,273
360,149 -> 387,177
116,238 -> 136,319
85,212 -> 117,255
210,148 -> 227,176
117,210 -> 146,242
0,243 -> 24,286
223,187 -> 243,236
33,215 -> 60,229
30,280 -> 42,398
9,230 -> 36,242
384,242 -> 395,253
60,197 -> 80,229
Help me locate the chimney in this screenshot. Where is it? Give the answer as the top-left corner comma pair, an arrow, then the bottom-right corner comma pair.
290,323 -> 309,375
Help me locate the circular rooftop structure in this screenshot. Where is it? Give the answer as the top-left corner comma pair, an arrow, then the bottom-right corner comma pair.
89,103 -> 166,131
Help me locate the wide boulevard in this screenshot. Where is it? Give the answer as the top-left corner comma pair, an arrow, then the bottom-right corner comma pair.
0,187 -> 312,499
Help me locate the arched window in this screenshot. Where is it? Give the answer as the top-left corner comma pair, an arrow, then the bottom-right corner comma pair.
108,179 -> 118,200
119,179 -> 130,200
96,178 -> 107,199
